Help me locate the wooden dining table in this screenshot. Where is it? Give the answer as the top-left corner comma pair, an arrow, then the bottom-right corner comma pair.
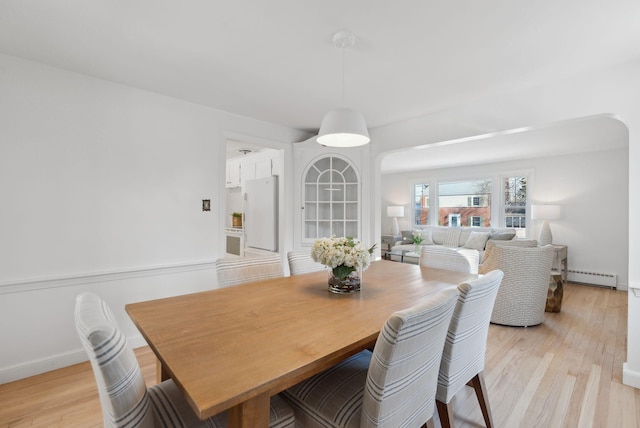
125,260 -> 477,427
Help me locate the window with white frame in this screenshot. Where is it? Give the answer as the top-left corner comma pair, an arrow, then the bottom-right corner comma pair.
438,180 -> 491,227
412,173 -> 529,232
413,184 -> 429,225
469,216 -> 482,227
503,176 -> 527,235
303,156 -> 359,242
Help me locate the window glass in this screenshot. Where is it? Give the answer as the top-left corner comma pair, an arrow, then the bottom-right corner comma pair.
438,180 -> 491,227
414,184 -> 429,225
470,216 -> 482,227
504,176 -> 527,236
412,174 -> 528,233
303,156 -> 359,241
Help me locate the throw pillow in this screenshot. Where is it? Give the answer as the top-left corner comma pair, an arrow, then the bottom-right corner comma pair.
464,231 -> 491,250
489,231 -> 517,241
401,230 -> 414,243
420,229 -> 434,245
431,227 -> 446,245
443,228 -> 461,247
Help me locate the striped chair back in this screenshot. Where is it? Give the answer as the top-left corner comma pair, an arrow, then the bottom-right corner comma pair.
75,292 -> 154,428
76,292 -> 296,427
362,287 -> 459,427
436,270 -> 504,427
419,245 -> 479,274
215,254 -> 284,288
287,250 -> 325,275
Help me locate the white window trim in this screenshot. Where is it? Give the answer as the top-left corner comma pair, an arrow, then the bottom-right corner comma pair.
409,168 -> 534,236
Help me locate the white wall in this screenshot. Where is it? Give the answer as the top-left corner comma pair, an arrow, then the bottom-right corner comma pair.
0,53 -> 307,383
380,149 -> 629,288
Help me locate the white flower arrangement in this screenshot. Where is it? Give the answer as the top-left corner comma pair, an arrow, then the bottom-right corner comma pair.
312,236 -> 376,280
412,231 -> 423,245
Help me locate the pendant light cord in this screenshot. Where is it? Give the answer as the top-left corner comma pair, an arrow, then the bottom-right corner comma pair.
341,45 -> 345,106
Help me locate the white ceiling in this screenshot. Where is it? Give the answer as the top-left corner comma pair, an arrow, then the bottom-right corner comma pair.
1,1 -> 637,168
381,114 -> 629,173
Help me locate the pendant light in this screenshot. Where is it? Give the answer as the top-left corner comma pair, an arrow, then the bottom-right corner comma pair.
317,31 -> 370,147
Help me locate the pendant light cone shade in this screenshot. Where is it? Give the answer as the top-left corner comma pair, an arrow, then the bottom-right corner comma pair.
317,31 -> 370,148
317,108 -> 370,147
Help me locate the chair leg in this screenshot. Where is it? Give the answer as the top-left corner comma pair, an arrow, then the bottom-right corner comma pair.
469,371 -> 494,428
436,399 -> 455,428
422,417 -> 435,428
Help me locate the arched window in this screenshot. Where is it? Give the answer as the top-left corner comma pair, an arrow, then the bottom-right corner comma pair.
303,156 -> 359,242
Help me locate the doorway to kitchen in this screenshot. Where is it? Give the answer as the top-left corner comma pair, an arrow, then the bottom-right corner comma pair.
224,137 -> 284,258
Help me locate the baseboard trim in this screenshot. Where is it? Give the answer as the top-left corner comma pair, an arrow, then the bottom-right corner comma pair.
623,362 -> 640,389
0,260 -> 217,295
0,334 -> 148,385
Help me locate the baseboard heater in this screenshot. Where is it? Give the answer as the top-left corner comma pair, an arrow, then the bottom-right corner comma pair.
567,269 -> 617,288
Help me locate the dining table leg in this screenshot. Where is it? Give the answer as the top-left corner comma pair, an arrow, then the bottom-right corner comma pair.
228,392 -> 270,427
156,358 -> 170,383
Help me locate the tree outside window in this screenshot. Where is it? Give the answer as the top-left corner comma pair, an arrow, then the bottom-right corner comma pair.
412,175 -> 527,232
414,184 -> 429,225
504,176 -> 527,235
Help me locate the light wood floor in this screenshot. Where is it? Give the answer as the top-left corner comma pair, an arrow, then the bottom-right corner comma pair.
0,282 -> 637,427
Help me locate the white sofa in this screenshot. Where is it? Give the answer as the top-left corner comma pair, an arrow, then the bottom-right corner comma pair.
391,226 -> 517,263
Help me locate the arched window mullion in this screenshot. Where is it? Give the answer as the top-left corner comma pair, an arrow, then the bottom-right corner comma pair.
303,155 -> 359,243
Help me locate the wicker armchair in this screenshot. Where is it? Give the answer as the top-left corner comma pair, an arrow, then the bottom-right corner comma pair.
481,239 -> 538,265
479,244 -> 554,327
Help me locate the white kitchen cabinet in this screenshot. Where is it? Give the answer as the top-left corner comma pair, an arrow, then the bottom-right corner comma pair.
255,158 -> 272,178
226,149 -> 282,189
226,158 -> 241,188
270,154 -> 281,176
242,159 -> 256,184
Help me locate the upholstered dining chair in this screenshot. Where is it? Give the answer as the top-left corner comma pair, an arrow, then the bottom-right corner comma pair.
287,250 -> 325,275
74,292 -> 295,428
436,270 -> 504,428
215,253 -> 284,288
419,245 -> 480,274
479,244 -> 554,327
281,287 -> 459,428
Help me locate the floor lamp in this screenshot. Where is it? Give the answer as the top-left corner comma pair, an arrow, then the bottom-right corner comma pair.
531,204 -> 561,246
387,206 -> 404,236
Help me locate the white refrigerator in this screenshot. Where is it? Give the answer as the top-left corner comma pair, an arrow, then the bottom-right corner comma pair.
244,176 -> 278,252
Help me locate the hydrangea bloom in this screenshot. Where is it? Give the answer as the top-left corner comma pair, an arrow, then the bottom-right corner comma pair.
311,236 -> 375,279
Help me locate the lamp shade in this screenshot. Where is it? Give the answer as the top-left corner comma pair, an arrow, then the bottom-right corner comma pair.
317,108 -> 370,147
530,204 -> 561,220
387,206 -> 404,218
